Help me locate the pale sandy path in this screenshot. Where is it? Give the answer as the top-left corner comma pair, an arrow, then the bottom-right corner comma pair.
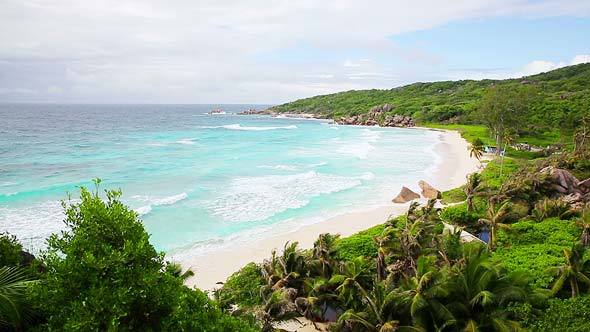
179,128 -> 480,291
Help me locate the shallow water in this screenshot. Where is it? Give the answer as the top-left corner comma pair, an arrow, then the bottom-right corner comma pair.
0,104 -> 441,255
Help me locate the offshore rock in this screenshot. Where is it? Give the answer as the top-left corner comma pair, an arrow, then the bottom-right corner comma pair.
392,187 -> 420,203
419,180 -> 441,199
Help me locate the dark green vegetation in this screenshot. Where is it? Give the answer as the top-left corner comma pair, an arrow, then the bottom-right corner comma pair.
271,63 -> 589,134
273,64 -> 590,162
216,140 -> 590,330
0,181 -> 257,332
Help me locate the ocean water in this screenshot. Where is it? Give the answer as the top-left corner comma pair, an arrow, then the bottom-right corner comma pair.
0,104 -> 441,256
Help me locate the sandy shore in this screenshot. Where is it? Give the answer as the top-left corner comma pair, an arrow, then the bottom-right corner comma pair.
180,128 -> 480,291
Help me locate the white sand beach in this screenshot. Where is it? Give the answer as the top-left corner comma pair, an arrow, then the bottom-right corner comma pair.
181,128 -> 481,291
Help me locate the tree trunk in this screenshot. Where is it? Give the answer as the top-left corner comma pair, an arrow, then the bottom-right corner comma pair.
467,196 -> 473,212
571,278 -> 579,298
496,134 -> 502,156
489,226 -> 496,250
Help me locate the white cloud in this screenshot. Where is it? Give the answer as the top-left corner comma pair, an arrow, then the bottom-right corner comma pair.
520,54 -> 590,76
571,54 -> 590,65
0,0 -> 589,103
447,54 -> 590,81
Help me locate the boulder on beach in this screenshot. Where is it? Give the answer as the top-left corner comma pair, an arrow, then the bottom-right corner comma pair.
392,186 -> 420,203
419,180 -> 441,199
541,166 -> 583,194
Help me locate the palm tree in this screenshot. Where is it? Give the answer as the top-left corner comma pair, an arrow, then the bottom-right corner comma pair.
576,207 -> 590,247
0,266 -> 35,330
448,243 -> 529,331
311,233 -> 340,278
478,199 -> 512,250
468,138 -> 485,161
165,262 -> 195,281
396,256 -> 455,330
464,173 -> 486,212
336,281 -> 424,332
262,242 -> 306,290
333,257 -> 373,311
548,244 -> 590,297
296,277 -> 338,321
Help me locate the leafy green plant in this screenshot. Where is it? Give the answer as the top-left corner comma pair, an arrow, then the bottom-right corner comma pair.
440,203 -> 480,226
528,296 -> 590,332
0,266 -> 35,330
334,224 -> 385,261
215,263 -> 265,309
0,233 -> 23,267
532,198 -> 575,222
29,181 -> 256,331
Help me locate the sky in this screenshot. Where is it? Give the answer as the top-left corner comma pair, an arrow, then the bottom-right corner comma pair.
0,0 -> 589,104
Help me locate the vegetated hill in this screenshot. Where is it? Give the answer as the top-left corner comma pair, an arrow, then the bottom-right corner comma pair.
270,63 -> 590,127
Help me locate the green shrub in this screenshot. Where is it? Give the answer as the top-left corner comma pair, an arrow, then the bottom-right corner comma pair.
497,218 -> 579,247
334,224 -> 385,261
439,203 -> 480,226
529,296 -> 590,332
30,182 -> 256,331
441,187 -> 466,204
493,243 -> 567,288
480,158 -> 522,190
494,218 -> 579,288
0,232 -> 23,266
215,262 -> 265,309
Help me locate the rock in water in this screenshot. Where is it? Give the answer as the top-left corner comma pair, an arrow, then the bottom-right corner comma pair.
392,187 -> 420,203
419,180 -> 441,199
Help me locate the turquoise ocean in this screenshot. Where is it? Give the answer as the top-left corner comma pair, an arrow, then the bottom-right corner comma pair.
0,104 -> 442,256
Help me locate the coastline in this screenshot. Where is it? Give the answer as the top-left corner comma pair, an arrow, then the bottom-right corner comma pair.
181,128 -> 480,291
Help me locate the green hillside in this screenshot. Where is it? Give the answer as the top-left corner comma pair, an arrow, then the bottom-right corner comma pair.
270,63 -> 590,129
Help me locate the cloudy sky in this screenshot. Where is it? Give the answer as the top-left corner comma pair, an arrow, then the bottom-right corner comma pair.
1,0 -> 589,104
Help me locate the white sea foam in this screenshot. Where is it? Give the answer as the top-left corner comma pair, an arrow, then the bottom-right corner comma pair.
133,192 -> 189,215
135,205 -> 152,215
337,129 -> 382,159
0,200 -> 69,253
176,138 -> 197,145
199,124 -> 297,131
205,171 -> 363,222
257,164 -> 299,171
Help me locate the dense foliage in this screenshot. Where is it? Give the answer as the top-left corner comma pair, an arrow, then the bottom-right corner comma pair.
1,182 -> 257,331
271,63 -> 590,132
216,144 -> 590,331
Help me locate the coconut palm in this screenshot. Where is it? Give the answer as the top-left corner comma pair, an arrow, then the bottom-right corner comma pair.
336,281 -> 424,332
448,243 -> 528,331
468,138 -> 485,161
165,262 -> 195,281
296,277 -> 339,321
262,242 -> 306,290
548,244 -> 590,297
576,207 -> 590,247
478,199 -> 512,250
333,257 -> 373,311
0,266 -> 35,330
464,173 -> 486,212
311,233 -> 340,278
395,256 -> 455,330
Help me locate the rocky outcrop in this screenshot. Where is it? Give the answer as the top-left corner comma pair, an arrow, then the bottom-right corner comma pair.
419,180 -> 441,199
382,114 -> 414,127
540,166 -> 590,209
238,109 -> 276,115
392,187 -> 420,203
334,104 -> 414,127
541,167 -> 585,194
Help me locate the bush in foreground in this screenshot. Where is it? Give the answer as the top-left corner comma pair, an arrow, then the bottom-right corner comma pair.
29,181 -> 257,331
